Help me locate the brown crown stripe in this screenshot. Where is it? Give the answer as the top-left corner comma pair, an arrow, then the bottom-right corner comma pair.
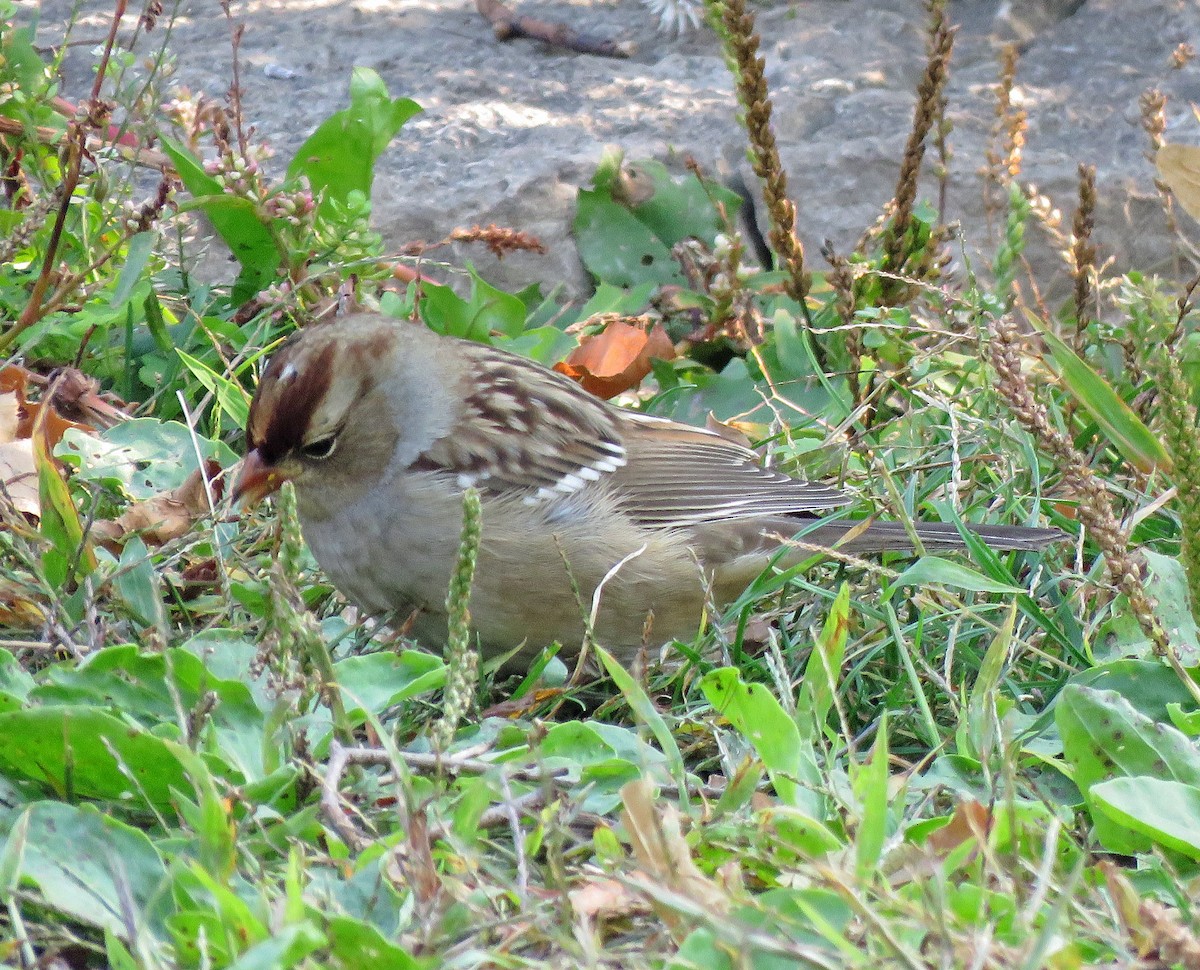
250,341 -> 337,464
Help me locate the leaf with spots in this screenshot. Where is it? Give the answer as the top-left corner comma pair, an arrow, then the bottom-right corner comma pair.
701,666 -> 824,821
1057,684 -> 1200,854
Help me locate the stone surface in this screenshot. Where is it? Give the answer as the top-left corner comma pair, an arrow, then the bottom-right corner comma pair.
19,0 -> 1200,302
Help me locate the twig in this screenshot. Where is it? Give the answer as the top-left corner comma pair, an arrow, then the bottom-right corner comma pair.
475,0 -> 632,58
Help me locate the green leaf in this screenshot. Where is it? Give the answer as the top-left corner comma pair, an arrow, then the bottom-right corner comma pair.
617,158 -> 740,247
57,419 -> 236,500
110,231 -> 155,308
0,705 -> 197,808
574,185 -> 684,288
701,667 -> 824,820
9,802 -> 167,936
959,604 -> 1016,761
1035,325 -> 1169,473
225,921 -> 325,970
35,426 -> 95,585
796,583 -> 849,742
326,915 -> 423,970
883,556 -> 1024,601
114,536 -> 166,631
1094,551 -> 1200,665
853,715 -> 890,881
596,646 -> 687,799
465,266 -> 528,339
288,68 -> 420,219
1090,777 -> 1200,859
333,651 -> 446,718
1057,685 -> 1200,853
160,136 -> 281,301
176,348 -> 252,429
34,645 -> 269,780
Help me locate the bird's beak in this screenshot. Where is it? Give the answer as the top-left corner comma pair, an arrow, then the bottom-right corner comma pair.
232,449 -> 289,508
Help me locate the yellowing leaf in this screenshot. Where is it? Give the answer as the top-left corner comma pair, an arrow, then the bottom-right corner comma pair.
1157,143 -> 1200,221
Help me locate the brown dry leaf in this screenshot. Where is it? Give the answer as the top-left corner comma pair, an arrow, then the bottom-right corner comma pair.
1156,143 -> 1200,221
568,876 -> 650,922
0,363 -> 98,524
21,400 -> 93,451
885,799 -> 993,888
619,777 -> 729,939
925,799 -> 992,855
0,439 -> 39,517
91,461 -> 219,552
0,385 -> 39,517
0,583 -> 45,627
50,367 -> 129,430
703,413 -> 756,448
554,318 -> 675,399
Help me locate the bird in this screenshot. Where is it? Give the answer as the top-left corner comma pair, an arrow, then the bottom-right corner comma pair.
233,312 -> 1063,664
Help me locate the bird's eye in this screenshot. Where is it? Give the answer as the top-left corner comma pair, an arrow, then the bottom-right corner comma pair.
300,435 -> 337,460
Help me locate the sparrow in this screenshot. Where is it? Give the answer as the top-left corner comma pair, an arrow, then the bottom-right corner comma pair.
234,312 -> 1062,662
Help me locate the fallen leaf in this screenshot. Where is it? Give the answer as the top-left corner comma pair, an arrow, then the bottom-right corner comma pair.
48,367 -> 129,429
1157,143 -> 1200,221
91,461 -> 220,552
569,876 -> 650,921
0,439 -> 39,517
554,317 -> 675,399
925,799 -> 992,855
0,583 -> 44,626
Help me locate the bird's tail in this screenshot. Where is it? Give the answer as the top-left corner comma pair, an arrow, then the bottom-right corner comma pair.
789,519 -> 1066,554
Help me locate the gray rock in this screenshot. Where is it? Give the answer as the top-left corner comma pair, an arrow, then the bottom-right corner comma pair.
20,0 -> 1200,303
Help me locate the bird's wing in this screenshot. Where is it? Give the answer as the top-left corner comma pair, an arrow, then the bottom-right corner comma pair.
609,412 -> 851,527
410,342 -> 851,523
409,346 -> 630,501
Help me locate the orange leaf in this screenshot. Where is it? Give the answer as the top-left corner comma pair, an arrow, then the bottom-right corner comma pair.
554,320 -> 675,399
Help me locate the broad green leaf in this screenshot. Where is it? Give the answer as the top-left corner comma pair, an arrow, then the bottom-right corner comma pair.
574,185 -> 684,288
702,667 -> 823,819
10,802 -> 167,936
288,68 -> 420,218
114,536 -> 166,632
1035,325 -> 1168,473
225,921 -> 324,970
1090,777 -> 1200,859
0,705 -> 196,808
0,649 -> 35,701
1057,685 -> 1200,853
465,266 -> 527,339
160,136 -> 281,301
58,419 -> 236,500
1094,551 -> 1200,665
615,158 -> 740,247
333,651 -> 446,718
326,915 -> 423,970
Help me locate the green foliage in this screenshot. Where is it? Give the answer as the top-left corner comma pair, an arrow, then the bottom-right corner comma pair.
3,0 -> 1200,965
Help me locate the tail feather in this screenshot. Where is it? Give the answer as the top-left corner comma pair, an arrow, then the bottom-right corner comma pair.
791,519 -> 1065,554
